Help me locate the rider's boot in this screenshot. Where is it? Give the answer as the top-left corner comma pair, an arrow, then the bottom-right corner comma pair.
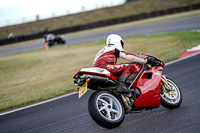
116,75 -> 134,93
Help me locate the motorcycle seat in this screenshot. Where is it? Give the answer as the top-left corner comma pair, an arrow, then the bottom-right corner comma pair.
79,67 -> 118,80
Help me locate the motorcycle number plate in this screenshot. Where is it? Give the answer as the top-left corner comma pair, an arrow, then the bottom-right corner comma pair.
79,82 -> 87,98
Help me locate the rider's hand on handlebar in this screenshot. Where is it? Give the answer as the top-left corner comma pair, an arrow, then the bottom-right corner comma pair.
147,56 -> 155,64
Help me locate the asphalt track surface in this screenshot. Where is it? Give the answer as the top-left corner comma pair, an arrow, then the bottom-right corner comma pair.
0,15 -> 200,55
1,53 -> 200,133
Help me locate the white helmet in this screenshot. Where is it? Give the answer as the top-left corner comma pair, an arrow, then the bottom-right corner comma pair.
106,34 -> 124,50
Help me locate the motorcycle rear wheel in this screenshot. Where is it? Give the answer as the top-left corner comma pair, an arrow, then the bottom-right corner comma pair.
88,91 -> 125,128
161,78 -> 182,109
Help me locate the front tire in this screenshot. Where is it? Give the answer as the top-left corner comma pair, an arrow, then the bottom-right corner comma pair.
161,78 -> 182,109
88,91 -> 125,128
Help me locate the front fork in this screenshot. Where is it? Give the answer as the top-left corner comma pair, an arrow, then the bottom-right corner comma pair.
161,76 -> 174,93
161,76 -> 168,85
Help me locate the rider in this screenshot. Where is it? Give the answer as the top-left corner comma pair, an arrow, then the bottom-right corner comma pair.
92,34 -> 151,93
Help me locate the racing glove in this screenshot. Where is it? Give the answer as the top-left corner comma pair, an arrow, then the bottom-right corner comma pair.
147,56 -> 155,64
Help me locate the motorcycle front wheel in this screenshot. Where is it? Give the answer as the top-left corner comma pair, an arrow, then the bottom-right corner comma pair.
88,91 -> 125,128
161,78 -> 182,109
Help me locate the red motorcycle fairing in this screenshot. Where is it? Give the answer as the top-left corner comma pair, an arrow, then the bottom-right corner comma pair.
133,66 -> 163,108
73,65 -> 165,108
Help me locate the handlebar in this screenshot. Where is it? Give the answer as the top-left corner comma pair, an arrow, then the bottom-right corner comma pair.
139,53 -> 164,67
146,57 -> 163,67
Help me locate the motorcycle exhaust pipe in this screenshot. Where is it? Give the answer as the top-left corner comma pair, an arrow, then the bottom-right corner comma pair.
86,75 -> 109,84
75,74 -> 117,86
84,74 -> 117,84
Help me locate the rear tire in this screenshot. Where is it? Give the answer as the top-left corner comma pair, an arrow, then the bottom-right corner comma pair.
88,91 -> 125,128
161,78 -> 182,109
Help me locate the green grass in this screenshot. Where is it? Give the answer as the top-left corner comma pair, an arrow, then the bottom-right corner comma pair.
0,31 -> 200,112
0,0 -> 200,39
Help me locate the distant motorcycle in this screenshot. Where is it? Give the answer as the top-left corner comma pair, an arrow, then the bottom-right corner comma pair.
44,34 -> 65,47
73,53 -> 182,128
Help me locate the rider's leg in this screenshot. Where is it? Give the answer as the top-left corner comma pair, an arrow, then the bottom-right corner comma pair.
116,75 -> 131,92
106,63 -> 141,92
115,65 -> 133,92
116,63 -> 142,92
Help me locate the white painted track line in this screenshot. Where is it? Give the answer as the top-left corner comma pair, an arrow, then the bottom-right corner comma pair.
0,92 -> 78,116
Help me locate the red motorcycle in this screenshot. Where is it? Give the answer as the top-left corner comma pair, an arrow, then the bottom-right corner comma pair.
73,53 -> 182,128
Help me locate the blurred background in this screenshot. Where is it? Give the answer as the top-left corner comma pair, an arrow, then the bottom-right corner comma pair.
0,0 -> 125,27
0,0 -> 200,42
